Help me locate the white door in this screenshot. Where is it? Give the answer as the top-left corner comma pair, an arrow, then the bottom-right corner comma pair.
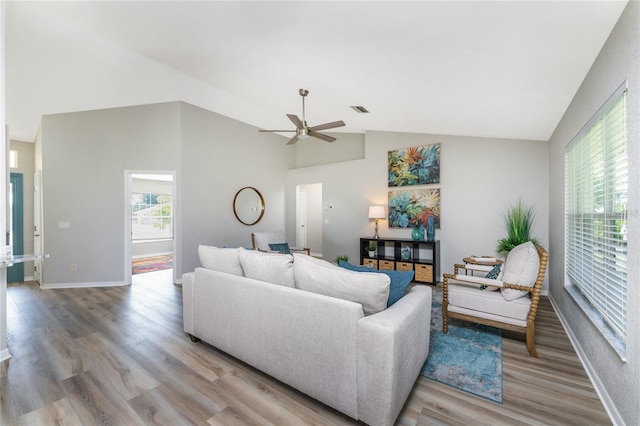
33,170 -> 43,283
296,187 -> 307,249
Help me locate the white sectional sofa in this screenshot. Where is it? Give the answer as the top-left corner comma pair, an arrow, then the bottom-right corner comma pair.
182,247 -> 432,426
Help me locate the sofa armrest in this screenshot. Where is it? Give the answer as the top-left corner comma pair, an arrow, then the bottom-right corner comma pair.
182,272 -> 195,334
356,285 -> 432,426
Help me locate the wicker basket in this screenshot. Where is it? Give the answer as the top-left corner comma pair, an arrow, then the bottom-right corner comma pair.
363,258 -> 378,268
415,264 -> 433,283
379,260 -> 395,270
396,262 -> 414,272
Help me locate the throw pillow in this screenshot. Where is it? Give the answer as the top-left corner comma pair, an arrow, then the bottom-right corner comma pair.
339,261 -> 413,307
238,248 -> 295,288
500,241 -> 540,301
292,253 -> 389,315
268,242 -> 291,254
480,264 -> 502,291
198,245 -> 243,276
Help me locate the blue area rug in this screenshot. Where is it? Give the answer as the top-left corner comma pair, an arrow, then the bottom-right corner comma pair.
421,290 -> 503,403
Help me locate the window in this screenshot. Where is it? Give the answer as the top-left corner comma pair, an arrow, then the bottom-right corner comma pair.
565,83 -> 628,348
9,150 -> 18,168
131,192 -> 173,240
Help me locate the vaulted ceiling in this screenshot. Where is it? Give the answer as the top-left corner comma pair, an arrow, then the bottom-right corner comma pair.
5,1 -> 628,143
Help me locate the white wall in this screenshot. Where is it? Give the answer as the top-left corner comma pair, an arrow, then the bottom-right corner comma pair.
287,130 -> 549,278
548,2 -> 639,424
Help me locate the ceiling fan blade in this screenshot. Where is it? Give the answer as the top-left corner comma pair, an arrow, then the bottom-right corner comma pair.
287,114 -> 304,129
309,131 -> 336,143
308,120 -> 346,132
258,129 -> 297,132
286,135 -> 300,145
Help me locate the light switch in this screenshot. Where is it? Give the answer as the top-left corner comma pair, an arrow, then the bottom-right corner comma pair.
59,221 -> 71,229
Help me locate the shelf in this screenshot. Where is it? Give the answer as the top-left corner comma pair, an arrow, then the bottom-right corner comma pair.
360,238 -> 440,284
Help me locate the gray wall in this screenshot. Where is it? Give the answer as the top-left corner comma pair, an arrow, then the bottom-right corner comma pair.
39,101 -> 294,286
548,2 -> 639,424
287,130 -> 549,278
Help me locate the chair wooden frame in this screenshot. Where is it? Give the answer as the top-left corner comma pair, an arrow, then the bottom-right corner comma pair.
442,244 -> 549,357
250,232 -> 310,255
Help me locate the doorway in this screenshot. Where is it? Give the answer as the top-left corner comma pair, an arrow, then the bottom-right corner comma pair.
7,173 -> 24,283
296,183 -> 322,257
124,171 -> 176,285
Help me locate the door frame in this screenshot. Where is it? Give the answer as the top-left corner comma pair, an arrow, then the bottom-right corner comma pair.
124,170 -> 178,285
8,173 -> 24,282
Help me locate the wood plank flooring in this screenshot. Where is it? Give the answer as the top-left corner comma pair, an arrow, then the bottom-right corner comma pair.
1,271 -> 611,425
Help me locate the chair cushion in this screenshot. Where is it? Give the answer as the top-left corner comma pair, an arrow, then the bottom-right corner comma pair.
268,242 -> 291,254
448,281 -> 531,322
198,245 -> 243,276
338,261 -> 413,307
253,232 -> 285,251
293,254 -> 390,315
500,241 -> 540,301
238,248 -> 295,288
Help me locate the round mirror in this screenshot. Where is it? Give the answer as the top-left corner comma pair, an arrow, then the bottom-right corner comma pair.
233,187 -> 265,226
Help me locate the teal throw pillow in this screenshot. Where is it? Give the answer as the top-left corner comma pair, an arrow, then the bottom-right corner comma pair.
339,261 -> 413,307
480,264 -> 502,290
268,242 -> 291,254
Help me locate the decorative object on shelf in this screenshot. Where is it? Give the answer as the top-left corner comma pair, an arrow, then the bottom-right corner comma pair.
411,224 -> 425,241
497,199 -> 539,255
366,241 -> 378,257
334,254 -> 349,265
388,143 -> 440,187
388,188 -> 441,229
401,246 -> 412,261
368,205 -> 386,239
426,215 -> 436,242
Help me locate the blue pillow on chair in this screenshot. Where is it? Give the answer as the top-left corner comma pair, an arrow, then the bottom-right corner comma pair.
480,263 -> 502,290
339,261 -> 413,307
268,242 -> 291,254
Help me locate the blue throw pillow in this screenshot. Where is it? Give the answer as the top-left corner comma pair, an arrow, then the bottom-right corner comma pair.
339,261 -> 413,307
480,264 -> 502,290
268,242 -> 291,254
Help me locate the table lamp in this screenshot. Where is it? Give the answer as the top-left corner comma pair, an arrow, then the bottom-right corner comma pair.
368,205 -> 386,239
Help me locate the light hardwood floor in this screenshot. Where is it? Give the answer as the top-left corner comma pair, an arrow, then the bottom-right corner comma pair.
1,271 -> 610,425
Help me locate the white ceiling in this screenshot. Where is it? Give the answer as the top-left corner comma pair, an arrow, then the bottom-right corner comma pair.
5,1 -> 628,143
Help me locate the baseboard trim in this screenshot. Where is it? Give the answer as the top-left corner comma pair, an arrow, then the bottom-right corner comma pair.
0,348 -> 12,362
548,294 -> 624,426
40,281 -> 128,289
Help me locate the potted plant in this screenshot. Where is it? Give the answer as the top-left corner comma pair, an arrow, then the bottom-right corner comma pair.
497,199 -> 539,255
334,255 -> 349,265
366,242 -> 378,257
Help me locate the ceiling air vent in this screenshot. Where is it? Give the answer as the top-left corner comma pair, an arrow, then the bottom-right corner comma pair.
350,105 -> 370,113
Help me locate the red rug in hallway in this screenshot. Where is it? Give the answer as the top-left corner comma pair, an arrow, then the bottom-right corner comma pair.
132,254 -> 173,275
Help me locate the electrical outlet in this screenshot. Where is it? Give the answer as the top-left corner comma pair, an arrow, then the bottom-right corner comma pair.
71,264 -> 77,272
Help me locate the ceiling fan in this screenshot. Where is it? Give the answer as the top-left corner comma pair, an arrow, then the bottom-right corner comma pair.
259,88 -> 346,145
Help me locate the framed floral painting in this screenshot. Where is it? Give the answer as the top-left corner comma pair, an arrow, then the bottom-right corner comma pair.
388,143 -> 440,187
388,188 -> 441,228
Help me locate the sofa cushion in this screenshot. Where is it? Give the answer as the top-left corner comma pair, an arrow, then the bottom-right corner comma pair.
500,241 -> 540,301
338,261 -> 412,307
238,248 -> 295,287
198,245 -> 243,276
480,264 -> 502,291
293,254 -> 390,315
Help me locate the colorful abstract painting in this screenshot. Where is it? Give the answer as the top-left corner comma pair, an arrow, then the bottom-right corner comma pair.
388,144 -> 440,187
388,188 -> 441,228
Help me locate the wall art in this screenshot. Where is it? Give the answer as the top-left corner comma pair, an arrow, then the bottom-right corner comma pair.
388,188 -> 440,228
388,143 -> 440,187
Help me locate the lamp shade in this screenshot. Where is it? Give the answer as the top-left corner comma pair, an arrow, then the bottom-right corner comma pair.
368,205 -> 386,219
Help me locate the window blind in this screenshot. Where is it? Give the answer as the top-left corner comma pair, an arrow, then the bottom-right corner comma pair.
565,84 -> 628,340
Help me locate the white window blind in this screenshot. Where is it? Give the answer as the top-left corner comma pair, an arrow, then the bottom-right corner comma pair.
565,84 -> 628,340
